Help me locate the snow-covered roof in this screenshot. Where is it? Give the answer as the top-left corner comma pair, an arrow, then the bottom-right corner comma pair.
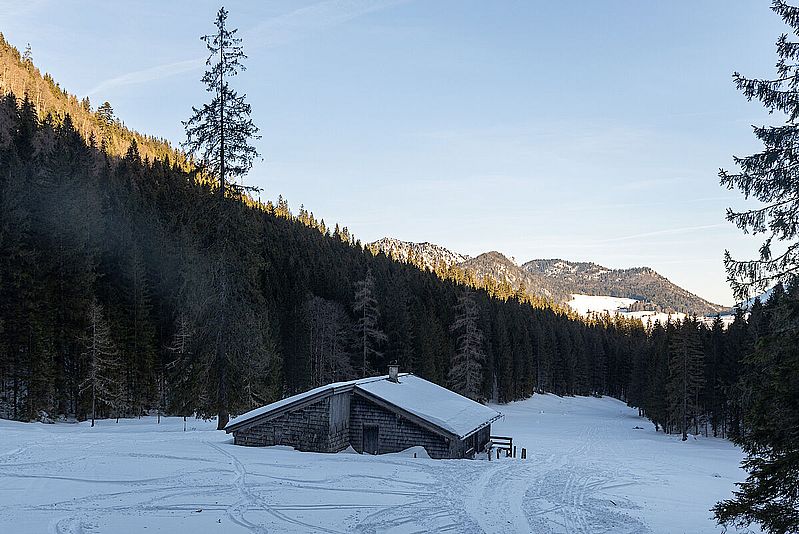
356,375 -> 502,439
225,373 -> 502,439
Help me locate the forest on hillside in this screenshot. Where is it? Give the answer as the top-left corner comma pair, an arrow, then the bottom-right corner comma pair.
0,87 -> 789,453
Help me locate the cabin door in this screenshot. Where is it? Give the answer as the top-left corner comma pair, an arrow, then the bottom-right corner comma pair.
363,425 -> 379,455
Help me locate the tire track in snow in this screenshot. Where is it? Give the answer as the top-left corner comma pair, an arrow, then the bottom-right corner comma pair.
462,459 -> 535,534
521,419 -> 649,534
206,441 -> 348,534
352,457 -> 481,533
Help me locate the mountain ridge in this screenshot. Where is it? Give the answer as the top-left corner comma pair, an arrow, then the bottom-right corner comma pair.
368,237 -> 726,316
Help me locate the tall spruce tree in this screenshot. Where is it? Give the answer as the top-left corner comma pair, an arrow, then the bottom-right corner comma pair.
714,2 -> 799,532
714,287 -> 799,533
182,7 -> 265,429
304,295 -> 354,386
96,102 -> 114,125
183,6 -> 259,199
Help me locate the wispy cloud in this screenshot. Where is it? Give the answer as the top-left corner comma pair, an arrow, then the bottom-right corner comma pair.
597,223 -> 729,244
618,176 -> 687,192
86,57 -> 205,97
243,0 -> 407,48
0,0 -> 47,19
85,0 -> 407,97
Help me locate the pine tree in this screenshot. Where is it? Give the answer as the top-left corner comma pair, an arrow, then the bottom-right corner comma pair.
121,242 -> 157,416
353,269 -> 386,377
181,7 -> 265,430
165,312 -> 195,416
667,318 -> 705,441
182,6 -> 259,199
706,315 -> 725,437
720,0 -> 799,300
645,320 -> 669,431
713,289 -> 799,533
96,102 -> 114,125
80,300 -> 121,427
304,295 -> 354,386
714,3 -> 799,531
448,289 -> 486,400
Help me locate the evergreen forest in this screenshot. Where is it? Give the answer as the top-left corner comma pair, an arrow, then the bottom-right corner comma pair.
0,76 -> 791,451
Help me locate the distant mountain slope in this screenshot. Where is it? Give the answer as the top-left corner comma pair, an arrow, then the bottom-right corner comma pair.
460,251 -> 539,291
523,259 -> 726,315
368,237 -> 469,271
368,238 -> 726,316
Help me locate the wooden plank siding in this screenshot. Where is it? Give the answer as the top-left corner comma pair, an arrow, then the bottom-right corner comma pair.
349,392 -> 453,458
233,396 -> 345,452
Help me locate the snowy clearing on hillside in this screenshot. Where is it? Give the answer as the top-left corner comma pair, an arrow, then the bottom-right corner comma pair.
623,309 -> 688,326
567,294 -> 702,327
567,294 -> 638,316
1,395 -> 757,533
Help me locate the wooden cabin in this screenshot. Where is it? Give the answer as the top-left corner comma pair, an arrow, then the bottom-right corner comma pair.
224,367 -> 502,459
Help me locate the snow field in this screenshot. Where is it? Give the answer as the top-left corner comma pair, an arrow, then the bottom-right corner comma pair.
566,294 -> 639,316
0,395 -> 757,533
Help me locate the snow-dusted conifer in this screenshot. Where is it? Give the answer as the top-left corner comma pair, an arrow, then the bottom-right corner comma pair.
448,289 -> 486,400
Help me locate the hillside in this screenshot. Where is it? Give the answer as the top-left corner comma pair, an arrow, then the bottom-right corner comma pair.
369,238 -> 726,315
523,259 -> 726,315
0,34 -> 184,164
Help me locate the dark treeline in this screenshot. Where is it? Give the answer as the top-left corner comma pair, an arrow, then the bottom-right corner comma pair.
0,92 -> 650,424
629,286 -> 798,442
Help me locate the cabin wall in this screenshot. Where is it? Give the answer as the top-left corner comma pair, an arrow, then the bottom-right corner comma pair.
327,392 -> 351,452
233,396 -> 338,451
477,425 -> 491,452
349,393 -> 451,459
451,425 -> 492,458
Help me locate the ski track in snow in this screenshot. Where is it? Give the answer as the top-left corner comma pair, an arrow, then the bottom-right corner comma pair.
0,395 -> 759,533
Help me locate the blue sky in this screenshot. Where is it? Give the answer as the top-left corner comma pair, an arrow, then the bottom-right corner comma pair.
1,0 -> 788,306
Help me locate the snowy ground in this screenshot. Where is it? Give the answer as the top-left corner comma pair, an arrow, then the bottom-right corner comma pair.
0,395 -> 758,533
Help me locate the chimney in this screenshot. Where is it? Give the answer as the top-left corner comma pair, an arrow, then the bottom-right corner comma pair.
388,363 -> 399,383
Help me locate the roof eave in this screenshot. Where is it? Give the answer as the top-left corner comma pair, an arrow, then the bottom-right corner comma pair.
457,412 -> 504,440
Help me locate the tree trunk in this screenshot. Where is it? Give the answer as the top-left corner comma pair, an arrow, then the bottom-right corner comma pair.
217,410 -> 229,430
